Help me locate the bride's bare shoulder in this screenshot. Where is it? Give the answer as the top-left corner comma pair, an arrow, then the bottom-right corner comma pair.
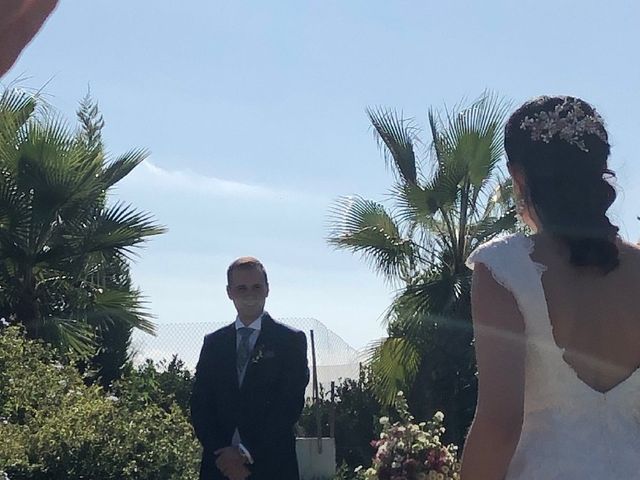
618,239 -> 640,254
617,240 -> 640,270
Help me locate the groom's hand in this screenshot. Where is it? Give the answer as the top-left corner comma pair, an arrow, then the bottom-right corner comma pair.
225,464 -> 251,480
214,446 -> 250,480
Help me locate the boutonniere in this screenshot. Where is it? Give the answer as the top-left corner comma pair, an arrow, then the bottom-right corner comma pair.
251,346 -> 275,364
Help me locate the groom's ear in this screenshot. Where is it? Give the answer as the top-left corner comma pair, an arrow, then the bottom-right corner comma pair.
226,285 -> 233,299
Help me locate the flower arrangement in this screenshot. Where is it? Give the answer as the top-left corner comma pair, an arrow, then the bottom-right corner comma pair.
355,391 -> 461,480
251,346 -> 275,365
251,347 -> 265,364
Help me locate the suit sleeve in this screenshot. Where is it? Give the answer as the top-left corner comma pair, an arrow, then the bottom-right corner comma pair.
243,330 -> 309,462
190,336 -> 228,453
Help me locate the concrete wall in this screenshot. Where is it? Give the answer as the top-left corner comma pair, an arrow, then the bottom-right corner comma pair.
296,437 -> 336,480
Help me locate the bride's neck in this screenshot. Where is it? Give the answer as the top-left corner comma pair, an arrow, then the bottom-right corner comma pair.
531,231 -> 571,256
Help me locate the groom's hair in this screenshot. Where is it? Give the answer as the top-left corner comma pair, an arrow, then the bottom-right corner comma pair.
227,257 -> 269,286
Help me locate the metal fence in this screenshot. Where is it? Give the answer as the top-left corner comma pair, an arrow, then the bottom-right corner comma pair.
130,317 -> 366,398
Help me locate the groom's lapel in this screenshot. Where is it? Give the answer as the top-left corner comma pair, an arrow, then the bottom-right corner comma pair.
220,324 -> 240,394
240,314 -> 276,392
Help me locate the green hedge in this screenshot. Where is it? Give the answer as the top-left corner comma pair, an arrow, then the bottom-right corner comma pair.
0,327 -> 200,480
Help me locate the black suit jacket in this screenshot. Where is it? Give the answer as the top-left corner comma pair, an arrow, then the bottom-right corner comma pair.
191,314 -> 310,480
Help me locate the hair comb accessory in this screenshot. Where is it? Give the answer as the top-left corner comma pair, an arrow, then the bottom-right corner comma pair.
520,98 -> 607,152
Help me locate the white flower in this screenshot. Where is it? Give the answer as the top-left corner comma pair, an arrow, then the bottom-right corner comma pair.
0,318 -> 8,327
434,411 -> 445,422
106,395 -> 119,402
379,416 -> 389,425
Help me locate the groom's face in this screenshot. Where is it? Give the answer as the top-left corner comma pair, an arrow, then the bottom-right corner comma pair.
227,267 -> 269,318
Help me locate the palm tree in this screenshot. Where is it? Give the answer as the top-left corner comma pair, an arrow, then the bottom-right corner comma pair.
328,92 -> 517,446
0,87 -> 165,367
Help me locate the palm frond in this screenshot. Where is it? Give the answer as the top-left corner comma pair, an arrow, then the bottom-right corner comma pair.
328,196 -> 415,280
39,316 -> 97,357
424,162 -> 467,212
14,116 -> 82,199
436,92 -> 511,187
0,88 -> 36,140
82,202 -> 166,257
391,182 -> 439,222
427,109 -> 445,168
391,270 -> 464,320
102,149 -> 148,188
87,287 -> 156,335
367,336 -> 421,405
367,107 -> 418,184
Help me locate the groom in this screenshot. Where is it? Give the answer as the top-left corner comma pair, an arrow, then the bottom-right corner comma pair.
191,257 -> 310,480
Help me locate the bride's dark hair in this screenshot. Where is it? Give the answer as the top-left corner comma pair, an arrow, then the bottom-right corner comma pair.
504,96 -> 620,273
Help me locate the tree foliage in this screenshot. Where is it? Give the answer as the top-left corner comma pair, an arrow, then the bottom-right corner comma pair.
0,88 -> 165,383
328,93 -> 517,445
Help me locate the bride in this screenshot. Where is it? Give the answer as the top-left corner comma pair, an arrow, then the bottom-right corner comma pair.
461,96 -> 640,479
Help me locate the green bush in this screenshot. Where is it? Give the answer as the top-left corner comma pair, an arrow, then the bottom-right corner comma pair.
113,356 -> 194,417
0,326 -> 200,480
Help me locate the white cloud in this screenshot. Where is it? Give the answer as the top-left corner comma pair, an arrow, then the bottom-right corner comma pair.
142,161 -> 281,198
123,160 -> 322,203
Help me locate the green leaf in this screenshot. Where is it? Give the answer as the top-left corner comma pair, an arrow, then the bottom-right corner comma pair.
367,336 -> 421,405
367,107 -> 418,184
436,92 -> 511,187
39,316 -> 97,357
102,149 -> 148,188
328,196 -> 415,280
88,287 -> 156,336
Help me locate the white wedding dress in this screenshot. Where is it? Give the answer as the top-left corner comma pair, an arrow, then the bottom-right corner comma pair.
467,233 -> 640,479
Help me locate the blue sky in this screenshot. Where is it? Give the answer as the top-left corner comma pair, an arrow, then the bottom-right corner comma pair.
5,0 -> 640,349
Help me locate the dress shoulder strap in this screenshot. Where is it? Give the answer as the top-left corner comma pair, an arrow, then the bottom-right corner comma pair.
467,233 -> 550,338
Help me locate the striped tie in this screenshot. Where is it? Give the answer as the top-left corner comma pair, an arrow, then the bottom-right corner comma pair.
236,327 -> 254,380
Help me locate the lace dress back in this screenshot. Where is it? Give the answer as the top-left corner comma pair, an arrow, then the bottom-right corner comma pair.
467,233 -> 640,479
